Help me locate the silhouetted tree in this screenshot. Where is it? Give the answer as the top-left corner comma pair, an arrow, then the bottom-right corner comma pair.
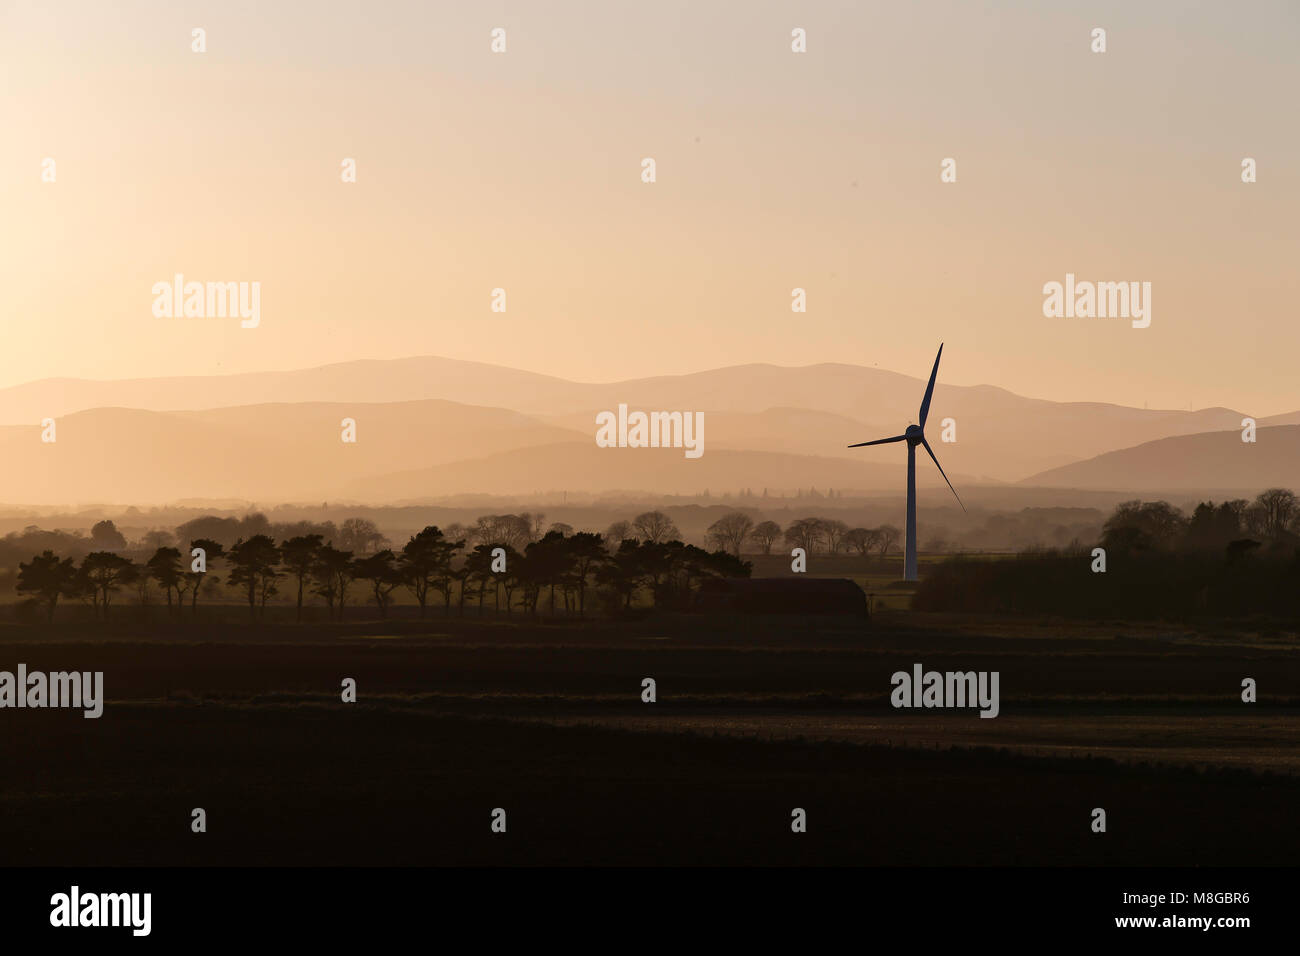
783,518 -> 825,554
17,550 -> 78,623
80,551 -> 134,621
566,531 -> 607,616
597,539 -> 751,610
1102,501 -> 1186,553
1187,501 -> 1246,551
187,538 -> 225,615
496,544 -> 524,614
706,512 -> 754,557
311,545 -> 355,620
604,521 -> 632,549
141,530 -> 176,551
227,535 -> 281,620
273,519 -> 339,542
822,519 -> 850,554
1251,488 -> 1298,539
875,524 -> 902,557
683,545 -> 751,601
844,527 -> 879,556
523,531 -> 575,615
513,549 -> 544,615
400,526 -> 463,617
339,517 -> 387,555
469,514 -> 533,550
522,512 -> 547,541
176,516 -> 240,549
123,561 -> 153,610
146,547 -> 184,614
636,540 -> 677,607
632,510 -> 679,544
597,539 -> 644,610
750,520 -> 781,555
462,544 -> 498,615
453,562 -> 471,616
280,534 -> 324,622
90,519 -> 127,551
354,550 -> 402,617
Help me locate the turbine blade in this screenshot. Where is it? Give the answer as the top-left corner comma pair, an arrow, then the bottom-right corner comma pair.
918,343 -> 943,428
922,437 -> 965,512
848,434 -> 907,448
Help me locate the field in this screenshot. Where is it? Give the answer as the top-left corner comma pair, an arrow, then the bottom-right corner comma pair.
2,611 -> 1297,865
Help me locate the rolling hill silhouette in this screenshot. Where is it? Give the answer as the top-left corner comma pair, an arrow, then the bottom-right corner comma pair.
0,356 -> 1276,485
0,401 -> 585,504
1023,425 -> 1300,493
0,357 -> 1286,504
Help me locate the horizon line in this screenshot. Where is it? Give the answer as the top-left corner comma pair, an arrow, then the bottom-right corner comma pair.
0,352 -> 1280,419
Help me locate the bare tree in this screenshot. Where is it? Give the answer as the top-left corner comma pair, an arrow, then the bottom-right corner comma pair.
633,510 -> 680,543
783,518 -> 826,554
470,514 -> 534,550
705,512 -> 754,557
822,519 -> 850,554
498,515 -> 535,549
749,520 -> 781,555
605,520 -> 632,549
1251,488 -> 1298,538
844,527 -> 879,556
521,512 -> 547,542
875,524 -> 901,557
80,551 -> 134,620
339,518 -> 387,555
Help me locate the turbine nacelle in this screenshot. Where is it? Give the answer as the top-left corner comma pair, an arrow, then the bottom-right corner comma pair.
904,423 -> 923,444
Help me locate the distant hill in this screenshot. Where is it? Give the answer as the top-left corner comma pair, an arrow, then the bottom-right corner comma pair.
1022,425 -> 1300,493
0,355 -> 1289,504
0,399 -> 976,505
0,401 -> 585,505
0,355 -> 1278,484
0,357 -> 587,427
537,402 -> 1249,483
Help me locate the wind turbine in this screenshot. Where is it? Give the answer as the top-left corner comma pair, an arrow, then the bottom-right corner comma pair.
848,343 -> 965,582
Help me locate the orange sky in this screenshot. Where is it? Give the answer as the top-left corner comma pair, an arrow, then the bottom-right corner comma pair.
1,0 -> 1297,414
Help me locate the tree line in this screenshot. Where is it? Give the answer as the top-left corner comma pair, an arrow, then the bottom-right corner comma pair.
915,489 -> 1300,620
701,513 -> 901,558
14,514 -> 750,624
1100,489 -> 1300,557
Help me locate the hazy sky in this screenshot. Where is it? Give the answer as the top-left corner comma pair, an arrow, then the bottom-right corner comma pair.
2,0 -> 1297,414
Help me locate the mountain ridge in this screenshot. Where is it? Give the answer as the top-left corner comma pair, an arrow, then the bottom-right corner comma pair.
1,355 -> 1291,502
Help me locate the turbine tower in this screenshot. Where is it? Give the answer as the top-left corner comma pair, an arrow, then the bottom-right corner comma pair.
848,343 -> 965,582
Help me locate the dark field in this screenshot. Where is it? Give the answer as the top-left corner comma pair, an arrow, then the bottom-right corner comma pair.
2,612 -> 1298,865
